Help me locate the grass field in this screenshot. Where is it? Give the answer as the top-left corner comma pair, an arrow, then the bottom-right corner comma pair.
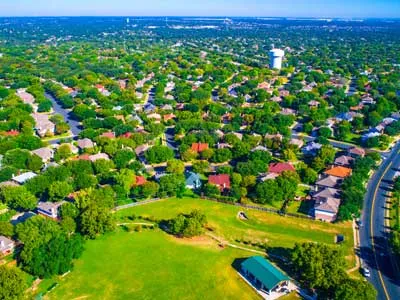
39,197 -> 355,299
116,197 -> 355,267
47,230 -> 259,300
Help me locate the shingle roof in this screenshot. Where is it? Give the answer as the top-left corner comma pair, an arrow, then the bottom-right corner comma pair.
324,166 -> 352,178
241,256 -> 289,290
191,143 -> 209,153
208,174 -> 230,190
269,163 -> 295,174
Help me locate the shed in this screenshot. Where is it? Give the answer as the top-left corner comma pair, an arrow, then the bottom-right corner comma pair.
241,256 -> 290,295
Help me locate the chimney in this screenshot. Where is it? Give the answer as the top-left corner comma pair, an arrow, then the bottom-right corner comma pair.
0,240 -> 4,248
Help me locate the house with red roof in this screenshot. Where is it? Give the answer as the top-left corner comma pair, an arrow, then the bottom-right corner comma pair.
268,162 -> 295,174
208,174 -> 231,191
191,143 -> 209,153
135,176 -> 147,186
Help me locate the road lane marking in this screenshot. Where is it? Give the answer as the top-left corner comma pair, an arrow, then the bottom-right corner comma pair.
371,160 -> 392,300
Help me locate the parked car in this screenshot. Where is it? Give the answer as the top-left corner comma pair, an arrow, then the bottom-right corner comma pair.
362,267 -> 371,278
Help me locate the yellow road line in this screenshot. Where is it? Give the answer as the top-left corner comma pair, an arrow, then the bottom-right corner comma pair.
371,160 -> 392,300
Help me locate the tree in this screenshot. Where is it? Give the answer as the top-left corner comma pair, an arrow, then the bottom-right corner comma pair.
141,181 -> 159,198
0,186 -> 37,210
27,154 -> 43,171
0,265 -> 27,300
54,144 -> 72,162
0,221 -> 14,237
75,188 -> 115,238
48,181 -> 73,201
166,159 -> 185,174
168,210 -> 207,237
211,148 -> 232,163
115,168 -> 135,197
334,278 -> 377,300
145,146 -> 174,164
93,159 -> 115,174
291,242 -> 345,292
203,183 -> 220,197
113,149 -> 135,169
158,174 -> 185,197
277,171 -> 300,201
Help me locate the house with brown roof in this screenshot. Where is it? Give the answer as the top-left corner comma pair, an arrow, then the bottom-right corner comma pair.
268,162 -> 295,174
208,174 -> 230,191
163,113 -> 176,122
324,166 -> 352,178
191,143 -> 209,153
348,147 -> 366,158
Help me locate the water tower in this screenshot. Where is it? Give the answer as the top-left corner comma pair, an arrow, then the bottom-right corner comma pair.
269,49 -> 285,70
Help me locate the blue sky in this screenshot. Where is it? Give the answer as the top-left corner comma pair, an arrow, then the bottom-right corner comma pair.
1,0 -> 400,18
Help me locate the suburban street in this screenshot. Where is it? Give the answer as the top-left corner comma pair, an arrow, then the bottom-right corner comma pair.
360,141 -> 400,300
45,92 -> 82,137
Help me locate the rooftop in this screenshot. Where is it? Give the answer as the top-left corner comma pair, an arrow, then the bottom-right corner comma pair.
241,256 -> 289,291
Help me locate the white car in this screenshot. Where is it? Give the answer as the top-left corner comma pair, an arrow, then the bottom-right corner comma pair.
363,267 -> 371,278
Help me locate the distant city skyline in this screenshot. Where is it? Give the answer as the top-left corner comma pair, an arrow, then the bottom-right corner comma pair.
1,0 -> 400,18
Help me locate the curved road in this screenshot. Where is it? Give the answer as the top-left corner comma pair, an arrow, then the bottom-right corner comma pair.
360,142 -> 400,299
45,92 -> 81,137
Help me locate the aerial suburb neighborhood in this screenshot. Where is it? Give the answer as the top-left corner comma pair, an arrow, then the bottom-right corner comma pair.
0,1 -> 400,300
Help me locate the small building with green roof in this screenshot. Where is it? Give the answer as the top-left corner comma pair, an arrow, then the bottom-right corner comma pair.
241,256 -> 290,295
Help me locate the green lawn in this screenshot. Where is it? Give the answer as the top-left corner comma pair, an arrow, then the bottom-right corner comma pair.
47,230 -> 259,300
116,197 -> 355,267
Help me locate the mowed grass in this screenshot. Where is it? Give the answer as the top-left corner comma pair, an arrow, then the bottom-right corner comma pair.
117,198 -> 355,266
48,230 -> 259,300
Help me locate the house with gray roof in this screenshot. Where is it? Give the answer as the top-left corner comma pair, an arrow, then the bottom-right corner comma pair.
31,147 -> 54,163
37,201 -> 64,219
0,236 -> 15,256
12,172 -> 37,184
77,138 -> 95,150
185,172 -> 202,189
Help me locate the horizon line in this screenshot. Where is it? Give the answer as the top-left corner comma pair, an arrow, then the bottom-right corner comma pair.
0,15 -> 399,20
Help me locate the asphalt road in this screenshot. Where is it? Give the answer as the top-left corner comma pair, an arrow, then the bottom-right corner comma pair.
45,92 -> 82,137
291,133 -> 354,151
360,142 -> 400,300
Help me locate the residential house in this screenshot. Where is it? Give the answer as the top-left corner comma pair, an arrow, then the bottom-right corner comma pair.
324,166 -> 352,178
147,113 -> 162,122
0,236 -> 15,256
100,132 -> 116,139
289,138 -> 304,149
313,187 -> 341,201
77,138 -> 95,150
12,172 -> 37,185
135,176 -> 147,186
191,143 -> 209,153
348,147 -> 366,158
302,142 -> 322,156
88,153 -> 110,162
268,162 -> 295,175
185,172 -> 202,189
135,144 -> 150,156
313,197 -> 341,222
32,113 -> 55,137
208,174 -> 231,191
315,175 -> 343,190
16,89 -> 35,106
37,201 -> 64,219
334,155 -> 355,167
163,113 -> 176,122
241,256 -> 290,296
31,147 -> 54,163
